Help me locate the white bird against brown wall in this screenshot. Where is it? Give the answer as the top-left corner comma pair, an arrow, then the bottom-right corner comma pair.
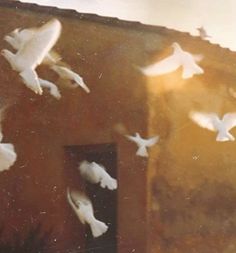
0,144 -> 17,172
1,19 -> 61,95
139,42 -> 204,79
67,188 -> 108,238
50,65 -> 90,93
0,107 -> 17,172
79,161 -> 117,190
4,27 -> 62,65
125,133 -> 159,157
189,111 -> 236,142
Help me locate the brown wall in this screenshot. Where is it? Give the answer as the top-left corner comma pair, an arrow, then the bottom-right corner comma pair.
1,2 -> 236,253
0,4 -> 150,253
146,34 -> 236,253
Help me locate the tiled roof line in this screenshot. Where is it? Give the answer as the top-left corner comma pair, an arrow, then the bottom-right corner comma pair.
0,0 -> 236,56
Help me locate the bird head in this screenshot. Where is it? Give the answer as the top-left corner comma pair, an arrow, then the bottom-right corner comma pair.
1,49 -> 14,62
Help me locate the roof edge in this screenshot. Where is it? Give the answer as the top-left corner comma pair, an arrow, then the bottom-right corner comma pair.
1,0 -> 236,55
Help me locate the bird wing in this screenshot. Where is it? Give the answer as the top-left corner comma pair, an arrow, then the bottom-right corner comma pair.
222,113 -> 236,131
43,50 -> 62,65
20,69 -> 42,95
67,189 -> 89,224
38,78 -> 61,99
145,136 -> 159,147
93,163 -> 117,190
73,72 -> 90,93
140,54 -> 180,76
189,111 -> 218,132
15,19 -> 61,69
125,134 -> 139,144
79,161 -> 100,184
0,144 -> 17,172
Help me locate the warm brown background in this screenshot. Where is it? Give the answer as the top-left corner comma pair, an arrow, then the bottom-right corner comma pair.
0,1 -> 236,253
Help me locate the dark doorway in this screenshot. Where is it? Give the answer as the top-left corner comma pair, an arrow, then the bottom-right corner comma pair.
64,143 -> 117,253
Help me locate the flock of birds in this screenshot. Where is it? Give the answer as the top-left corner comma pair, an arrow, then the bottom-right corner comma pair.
0,17 -> 233,238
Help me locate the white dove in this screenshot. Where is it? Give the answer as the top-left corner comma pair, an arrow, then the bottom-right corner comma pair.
0,107 -> 17,172
38,78 -> 61,100
126,133 -> 159,157
140,42 -> 204,79
50,65 -> 90,93
4,27 -> 61,65
67,188 -> 108,238
197,26 -> 211,40
78,161 -> 117,190
1,19 -> 61,95
0,144 -> 17,172
189,111 -> 236,142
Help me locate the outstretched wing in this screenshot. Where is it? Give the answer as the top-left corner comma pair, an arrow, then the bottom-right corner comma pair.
0,144 -> 17,172
223,113 -> 236,131
39,78 -> 61,99
145,136 -> 159,147
125,134 -> 139,144
189,111 -> 218,132
16,19 -> 61,68
140,54 -> 180,76
20,69 -> 42,95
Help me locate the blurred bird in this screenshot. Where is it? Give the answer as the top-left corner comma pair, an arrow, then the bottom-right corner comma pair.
38,78 -> 61,100
4,27 -> 62,65
79,161 -> 117,190
0,106 -> 17,172
125,133 -> 159,157
189,111 -> 236,142
140,42 -> 204,79
1,19 -> 61,95
50,65 -> 90,93
67,188 -> 108,238
0,144 -> 17,172
197,26 -> 211,40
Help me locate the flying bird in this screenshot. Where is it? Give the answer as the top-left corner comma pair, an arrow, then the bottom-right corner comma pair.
67,188 -> 108,238
78,161 -> 117,190
4,27 -> 61,65
0,106 -> 17,172
50,65 -> 90,93
125,133 -> 159,157
197,26 -> 211,40
140,42 -> 204,79
38,78 -> 61,100
189,111 -> 236,142
0,144 -> 17,172
1,19 -> 61,95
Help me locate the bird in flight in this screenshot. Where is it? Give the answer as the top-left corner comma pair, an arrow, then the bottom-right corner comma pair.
189,111 -> 236,142
78,160 -> 117,190
2,19 -> 61,95
50,65 -> 90,93
139,42 -> 204,79
125,133 -> 159,157
67,188 -> 108,238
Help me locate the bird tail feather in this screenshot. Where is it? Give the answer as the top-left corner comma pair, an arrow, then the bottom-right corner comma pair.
90,219 -> 108,238
216,132 -> 235,142
136,147 -> 148,157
